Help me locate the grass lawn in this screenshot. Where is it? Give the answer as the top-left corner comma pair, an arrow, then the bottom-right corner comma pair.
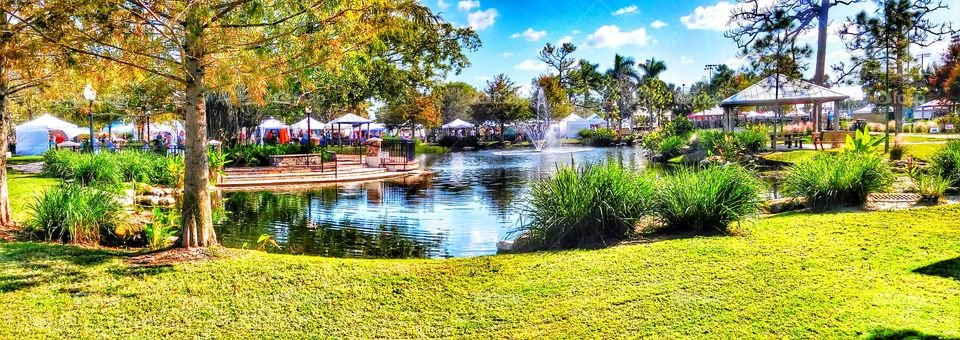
763,143 -> 947,165
6,156 -> 43,165
7,172 -> 58,222
0,205 -> 958,338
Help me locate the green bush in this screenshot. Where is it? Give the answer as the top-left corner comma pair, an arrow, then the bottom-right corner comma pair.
518,162 -> 655,250
42,150 -> 178,187
657,135 -> 687,158
783,153 -> 894,210
584,128 -> 617,147
26,183 -> 125,244
908,168 -> 950,203
931,141 -> 960,186
696,130 -> 725,153
225,144 -> 330,167
736,126 -> 769,153
666,116 -> 695,138
655,165 -> 764,232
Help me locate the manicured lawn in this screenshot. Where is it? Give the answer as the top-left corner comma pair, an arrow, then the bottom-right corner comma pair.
6,156 -> 43,165
7,172 -> 58,222
764,143 -> 947,164
0,205 -> 958,337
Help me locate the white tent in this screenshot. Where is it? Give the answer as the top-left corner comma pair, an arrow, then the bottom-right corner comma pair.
689,107 -> 724,120
292,117 -> 327,131
329,113 -> 373,125
441,119 -> 475,129
357,123 -> 386,131
853,104 -> 875,115
256,117 -> 288,145
14,114 -> 82,156
102,120 -> 136,136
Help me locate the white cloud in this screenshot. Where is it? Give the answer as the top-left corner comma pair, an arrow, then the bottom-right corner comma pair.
680,1 -> 737,30
511,28 -> 548,42
723,56 -> 747,69
612,5 -> 638,16
680,0 -> 777,31
584,25 -> 649,49
571,30 -> 581,35
467,9 -> 497,30
650,20 -> 668,29
557,35 -> 574,45
457,0 -> 480,11
515,59 -> 549,72
437,0 -> 449,10
680,56 -> 694,64
501,52 -> 514,58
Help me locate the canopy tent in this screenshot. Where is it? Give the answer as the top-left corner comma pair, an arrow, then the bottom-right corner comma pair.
102,120 -> 136,136
719,74 -> 849,131
441,119 -> 475,129
291,117 -> 327,131
255,117 -> 289,145
853,104 -> 875,115
914,100 -> 953,119
329,113 -> 373,125
689,107 -> 724,120
784,108 -> 808,118
357,123 -> 386,131
14,114 -> 82,156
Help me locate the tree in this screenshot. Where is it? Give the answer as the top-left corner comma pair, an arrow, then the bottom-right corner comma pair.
471,74 -> 530,145
37,0 -> 475,248
537,43 -> 577,86
379,92 -> 442,129
638,58 -> 667,81
605,54 -> 639,128
0,2 -> 72,226
637,78 -> 672,128
535,75 -> 573,119
838,0 -> 954,139
728,0 -> 864,86
439,82 -> 479,123
567,59 -> 603,112
929,42 -> 960,102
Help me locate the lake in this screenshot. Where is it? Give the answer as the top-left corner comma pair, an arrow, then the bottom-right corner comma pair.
214,146 -> 651,258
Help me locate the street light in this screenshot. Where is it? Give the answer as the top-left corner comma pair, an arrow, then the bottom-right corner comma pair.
306,106 -> 313,136
83,84 -> 97,152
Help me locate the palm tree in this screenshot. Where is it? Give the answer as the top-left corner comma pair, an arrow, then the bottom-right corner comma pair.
605,54 -> 639,83
638,58 -> 667,80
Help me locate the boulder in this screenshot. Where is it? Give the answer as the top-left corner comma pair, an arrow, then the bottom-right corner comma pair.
765,197 -> 807,214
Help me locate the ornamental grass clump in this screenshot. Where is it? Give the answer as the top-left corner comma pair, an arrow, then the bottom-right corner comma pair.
654,165 -> 765,233
27,183 -> 125,244
931,140 -> 960,186
518,162 -> 655,250
783,152 -> 893,210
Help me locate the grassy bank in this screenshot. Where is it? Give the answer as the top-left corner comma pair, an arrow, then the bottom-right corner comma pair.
764,143 -> 946,164
8,172 -> 58,222
0,205 -> 958,338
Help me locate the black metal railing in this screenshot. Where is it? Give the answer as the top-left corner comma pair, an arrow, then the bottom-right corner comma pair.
380,140 -> 416,165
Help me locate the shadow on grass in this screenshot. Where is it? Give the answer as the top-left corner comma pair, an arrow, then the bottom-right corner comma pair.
866,327 -> 959,340
913,257 -> 960,281
0,242 -> 176,293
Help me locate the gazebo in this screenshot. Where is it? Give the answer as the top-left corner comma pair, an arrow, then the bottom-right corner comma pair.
914,100 -> 954,119
719,74 -> 850,132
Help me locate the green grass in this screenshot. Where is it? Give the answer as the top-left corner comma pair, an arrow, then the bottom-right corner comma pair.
6,156 -> 43,165
763,144 -> 946,164
8,172 -> 58,222
1,205 -> 959,337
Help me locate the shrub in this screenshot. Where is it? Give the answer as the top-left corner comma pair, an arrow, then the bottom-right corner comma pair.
26,183 -> 125,244
736,126 -> 769,153
655,165 -> 764,233
908,168 -> 950,203
843,127 -> 885,154
144,207 -> 179,249
783,153 -> 894,210
225,144 -> 329,167
584,128 -> 617,147
657,135 -> 687,158
931,141 -> 960,186
518,162 -> 655,250
42,150 -> 177,187
666,116 -> 695,138
696,130 -> 725,153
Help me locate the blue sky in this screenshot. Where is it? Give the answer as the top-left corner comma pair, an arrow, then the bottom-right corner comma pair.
427,0 -> 959,100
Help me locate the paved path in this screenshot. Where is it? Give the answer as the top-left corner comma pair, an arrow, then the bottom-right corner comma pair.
8,162 -> 42,174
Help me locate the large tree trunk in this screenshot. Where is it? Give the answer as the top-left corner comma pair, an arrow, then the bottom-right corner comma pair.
0,86 -> 11,227
176,26 -> 217,248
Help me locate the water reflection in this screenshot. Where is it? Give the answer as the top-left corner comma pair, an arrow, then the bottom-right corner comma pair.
215,146 -> 650,258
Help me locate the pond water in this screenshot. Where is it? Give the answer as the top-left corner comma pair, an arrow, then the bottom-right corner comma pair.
214,146 -> 651,258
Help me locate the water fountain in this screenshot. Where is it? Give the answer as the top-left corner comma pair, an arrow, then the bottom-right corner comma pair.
522,85 -> 557,152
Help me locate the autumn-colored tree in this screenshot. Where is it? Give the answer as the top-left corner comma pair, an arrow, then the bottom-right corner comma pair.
0,2 -> 74,226
535,75 -> 573,119
31,0 -> 475,248
439,82 -> 479,123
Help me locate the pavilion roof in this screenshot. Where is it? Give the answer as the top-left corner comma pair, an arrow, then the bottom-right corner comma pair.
720,74 -> 849,107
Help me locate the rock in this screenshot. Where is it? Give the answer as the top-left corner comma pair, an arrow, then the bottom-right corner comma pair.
496,240 -> 514,252
137,196 -> 160,206
157,197 -> 176,206
162,188 -> 173,196
150,188 -> 165,197
765,197 -> 807,214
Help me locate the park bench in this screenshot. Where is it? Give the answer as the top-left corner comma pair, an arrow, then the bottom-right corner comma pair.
813,131 -> 855,150
771,133 -> 805,149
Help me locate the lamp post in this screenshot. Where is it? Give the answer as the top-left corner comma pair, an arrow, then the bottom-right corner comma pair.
306,106 -> 313,137
83,84 -> 97,152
